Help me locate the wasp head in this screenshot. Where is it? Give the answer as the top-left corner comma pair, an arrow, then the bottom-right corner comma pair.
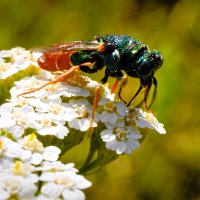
136,50 -> 163,79
150,50 -> 163,71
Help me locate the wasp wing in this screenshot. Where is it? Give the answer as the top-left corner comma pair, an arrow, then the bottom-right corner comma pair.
32,40 -> 100,53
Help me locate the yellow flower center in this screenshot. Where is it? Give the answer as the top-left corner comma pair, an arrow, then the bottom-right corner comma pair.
41,118 -> 52,127
13,161 -> 31,176
46,83 -> 60,92
0,64 -> 10,72
54,176 -> 75,188
144,112 -> 154,124
49,104 -> 62,114
0,140 -> 4,155
105,101 -> 116,112
74,105 -> 89,118
22,133 -> 44,152
114,127 -> 127,141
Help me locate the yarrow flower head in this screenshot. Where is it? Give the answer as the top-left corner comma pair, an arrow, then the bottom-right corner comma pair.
0,47 -> 40,79
0,48 -> 166,199
129,108 -> 166,134
39,170 -> 92,199
0,160 -> 38,199
101,124 -> 142,154
99,99 -> 127,125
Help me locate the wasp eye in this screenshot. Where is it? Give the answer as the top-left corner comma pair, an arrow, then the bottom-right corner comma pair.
151,50 -> 163,70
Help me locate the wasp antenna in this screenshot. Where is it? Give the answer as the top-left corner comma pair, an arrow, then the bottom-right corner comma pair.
147,76 -> 157,109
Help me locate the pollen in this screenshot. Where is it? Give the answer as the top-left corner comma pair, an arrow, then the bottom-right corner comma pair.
28,133 -> 36,141
0,140 -> 4,155
74,105 -> 89,118
144,112 -> 154,124
41,118 -> 53,127
46,83 -> 60,92
13,161 -> 22,175
0,140 -> 3,149
49,104 -> 62,114
23,133 -> 44,152
54,176 -> 75,188
114,127 -> 127,141
105,101 -> 116,112
0,64 -> 9,72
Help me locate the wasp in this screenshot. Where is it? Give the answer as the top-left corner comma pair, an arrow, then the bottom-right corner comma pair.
18,35 -> 163,129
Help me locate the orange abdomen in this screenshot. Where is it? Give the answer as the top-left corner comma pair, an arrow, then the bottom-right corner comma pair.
38,51 -> 75,72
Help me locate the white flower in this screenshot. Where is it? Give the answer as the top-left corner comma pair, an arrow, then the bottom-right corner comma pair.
0,47 -> 39,68
101,125 -> 142,154
31,98 -> 73,122
67,98 -> 99,131
10,71 -> 90,100
0,157 -> 13,172
39,171 -> 91,200
10,76 -> 53,98
36,161 -> 90,199
0,160 -> 36,178
0,134 -> 60,165
36,161 -> 78,173
0,103 -> 37,139
99,100 -> 127,125
133,108 -> 166,134
0,173 -> 37,199
0,47 -> 39,79
0,159 -> 38,199
86,78 -> 115,101
0,62 -> 19,79
19,134 -> 61,165
32,113 -> 69,139
61,83 -> 90,98
0,136 -> 26,159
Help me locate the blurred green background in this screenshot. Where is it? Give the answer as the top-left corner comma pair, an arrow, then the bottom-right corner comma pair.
1,0 -> 200,199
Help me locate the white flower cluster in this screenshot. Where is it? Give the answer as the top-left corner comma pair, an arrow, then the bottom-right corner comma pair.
0,48 -> 166,154
0,47 -> 40,79
0,136 -> 91,200
0,48 -> 166,199
99,99 -> 166,154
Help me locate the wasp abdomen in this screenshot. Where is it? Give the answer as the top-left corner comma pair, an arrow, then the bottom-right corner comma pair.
38,52 -> 74,71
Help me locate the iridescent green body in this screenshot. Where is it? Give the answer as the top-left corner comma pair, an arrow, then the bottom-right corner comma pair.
70,35 -> 163,86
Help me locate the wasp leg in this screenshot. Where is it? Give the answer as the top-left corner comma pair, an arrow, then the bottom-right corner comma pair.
117,75 -> 128,104
143,76 -> 155,110
132,77 -> 157,113
147,76 -> 157,109
79,65 -> 98,73
17,66 -> 80,97
127,84 -> 144,107
88,85 -> 101,136
100,68 -> 110,84
110,80 -> 119,94
79,58 -> 104,74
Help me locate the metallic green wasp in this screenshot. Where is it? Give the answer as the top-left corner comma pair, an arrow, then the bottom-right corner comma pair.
20,34 -> 163,109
